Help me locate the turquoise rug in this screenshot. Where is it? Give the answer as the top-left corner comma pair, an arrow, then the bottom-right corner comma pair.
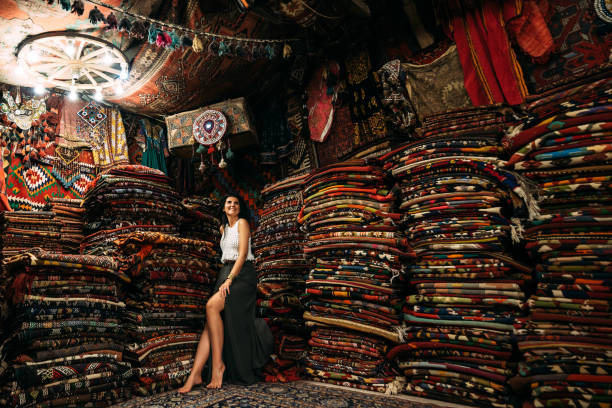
111,381 -> 451,408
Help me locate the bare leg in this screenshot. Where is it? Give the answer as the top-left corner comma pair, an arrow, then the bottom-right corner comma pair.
206,292 -> 226,389
178,324 -> 211,393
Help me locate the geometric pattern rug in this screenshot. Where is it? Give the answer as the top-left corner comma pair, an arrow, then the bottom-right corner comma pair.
110,381 -> 466,408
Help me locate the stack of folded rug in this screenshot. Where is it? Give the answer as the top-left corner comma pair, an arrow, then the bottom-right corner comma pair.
82,164 -> 182,251
384,106 -> 533,407
115,231 -> 218,396
44,197 -> 85,253
0,248 -> 132,407
298,160 -> 408,392
254,174 -> 310,382
502,77 -> 612,408
0,211 -> 61,258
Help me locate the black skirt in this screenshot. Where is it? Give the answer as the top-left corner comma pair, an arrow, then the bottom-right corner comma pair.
206,260 -> 273,385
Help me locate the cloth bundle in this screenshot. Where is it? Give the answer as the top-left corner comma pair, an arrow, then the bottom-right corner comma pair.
0,248 -> 132,407
44,197 -> 85,253
502,78 -> 612,408
384,106 -> 532,407
299,160 -> 409,392
0,211 -> 62,258
116,231 -> 218,396
83,164 -> 182,240
254,175 -> 310,382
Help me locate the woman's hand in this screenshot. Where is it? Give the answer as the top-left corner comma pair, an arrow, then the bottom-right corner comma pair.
219,279 -> 232,298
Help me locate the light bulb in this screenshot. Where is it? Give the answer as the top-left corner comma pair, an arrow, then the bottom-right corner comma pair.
34,84 -> 45,95
114,82 -> 124,95
103,52 -> 113,65
69,86 -> 78,101
27,48 -> 40,64
94,88 -> 103,101
65,41 -> 76,58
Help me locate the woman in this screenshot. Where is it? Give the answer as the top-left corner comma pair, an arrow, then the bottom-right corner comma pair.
179,195 -> 272,391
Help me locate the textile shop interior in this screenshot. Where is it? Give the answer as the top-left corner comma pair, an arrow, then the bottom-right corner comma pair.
0,0 -> 610,407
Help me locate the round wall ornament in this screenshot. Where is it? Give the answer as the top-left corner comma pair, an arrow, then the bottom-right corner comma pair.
192,109 -> 227,145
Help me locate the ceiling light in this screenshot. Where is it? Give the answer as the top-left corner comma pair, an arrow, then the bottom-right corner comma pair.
17,32 -> 130,95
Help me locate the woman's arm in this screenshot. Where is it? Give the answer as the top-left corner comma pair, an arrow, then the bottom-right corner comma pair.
218,218 -> 250,298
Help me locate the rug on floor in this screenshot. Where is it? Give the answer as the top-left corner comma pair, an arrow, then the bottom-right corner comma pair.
110,380 -> 446,408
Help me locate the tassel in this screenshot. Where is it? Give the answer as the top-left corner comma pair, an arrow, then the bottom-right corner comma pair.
71,0 -> 84,16
192,35 -> 203,52
161,31 -> 173,47
88,6 -> 106,25
106,12 -> 118,30
225,148 -> 234,160
218,157 -> 227,168
218,41 -> 229,56
196,144 -> 206,154
118,17 -> 132,32
168,31 -> 181,49
148,25 -> 160,44
130,21 -> 148,39
60,0 -> 71,11
385,377 -> 406,395
265,44 -> 275,59
181,36 -> 193,48
283,43 -> 292,59
207,146 -> 215,154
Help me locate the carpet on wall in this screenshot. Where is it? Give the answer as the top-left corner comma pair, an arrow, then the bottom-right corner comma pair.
109,381 -> 458,408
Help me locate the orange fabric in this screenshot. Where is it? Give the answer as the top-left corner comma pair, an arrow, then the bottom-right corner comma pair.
506,0 -> 554,63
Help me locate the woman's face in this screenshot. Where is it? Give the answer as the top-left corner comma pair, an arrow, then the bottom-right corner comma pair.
224,196 -> 240,217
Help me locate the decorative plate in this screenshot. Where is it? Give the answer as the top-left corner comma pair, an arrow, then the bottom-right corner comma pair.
192,109 -> 227,145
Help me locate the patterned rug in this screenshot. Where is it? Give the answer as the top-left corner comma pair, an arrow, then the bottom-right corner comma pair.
110,381 -> 460,408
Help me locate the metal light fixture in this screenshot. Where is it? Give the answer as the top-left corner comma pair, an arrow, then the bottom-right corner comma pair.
16,31 -> 130,100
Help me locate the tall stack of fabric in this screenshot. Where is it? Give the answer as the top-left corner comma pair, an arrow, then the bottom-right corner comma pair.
502,76 -> 612,407
253,174 -> 310,382
298,160 -> 407,392
384,106 -> 533,407
81,164 -> 182,255
44,197 -> 85,253
0,211 -> 61,258
180,196 -> 221,241
0,248 -> 132,407
115,231 -> 219,396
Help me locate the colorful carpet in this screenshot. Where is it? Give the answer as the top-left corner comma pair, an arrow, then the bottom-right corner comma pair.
110,381 -> 459,408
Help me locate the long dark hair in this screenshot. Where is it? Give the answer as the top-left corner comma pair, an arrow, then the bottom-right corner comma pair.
217,194 -> 251,226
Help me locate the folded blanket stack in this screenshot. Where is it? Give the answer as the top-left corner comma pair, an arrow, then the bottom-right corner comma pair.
0,249 -> 132,407
299,160 -> 408,392
384,106 -> 532,407
503,77 -> 612,408
0,211 -> 61,258
254,174 -> 310,382
81,165 -> 182,255
44,197 -> 85,253
116,232 -> 218,396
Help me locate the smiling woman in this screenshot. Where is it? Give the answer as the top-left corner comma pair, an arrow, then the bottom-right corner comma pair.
178,194 -> 272,392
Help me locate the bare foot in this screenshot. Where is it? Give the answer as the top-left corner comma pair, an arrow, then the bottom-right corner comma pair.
206,364 -> 225,389
178,375 -> 202,393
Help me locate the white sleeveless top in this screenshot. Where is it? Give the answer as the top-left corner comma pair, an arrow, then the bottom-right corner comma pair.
220,221 -> 255,263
